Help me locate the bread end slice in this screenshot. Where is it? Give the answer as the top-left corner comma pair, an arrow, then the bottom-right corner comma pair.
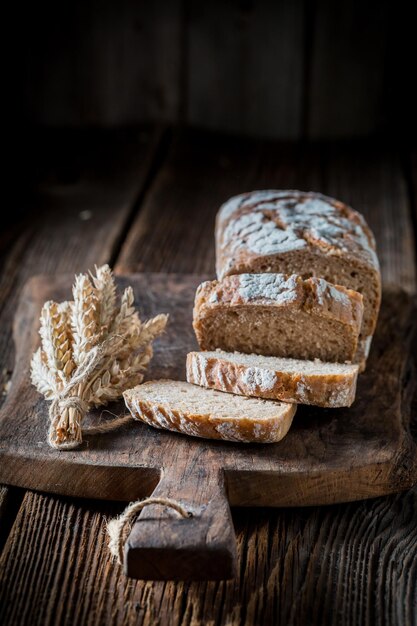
123,380 -> 296,444
187,351 -> 359,408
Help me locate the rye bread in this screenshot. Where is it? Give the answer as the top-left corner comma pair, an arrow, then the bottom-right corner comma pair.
187,350 -> 359,408
193,273 -> 364,363
123,380 -> 296,443
215,190 -> 381,349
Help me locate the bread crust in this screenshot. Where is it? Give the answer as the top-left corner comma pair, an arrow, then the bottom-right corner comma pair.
193,273 -> 364,362
215,190 -> 381,338
187,351 -> 359,408
123,381 -> 296,444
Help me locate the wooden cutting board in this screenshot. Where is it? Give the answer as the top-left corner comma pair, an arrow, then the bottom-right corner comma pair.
0,273 -> 416,581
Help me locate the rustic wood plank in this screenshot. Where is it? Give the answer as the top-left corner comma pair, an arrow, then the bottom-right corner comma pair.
1,132 -> 416,625
407,147 -> 417,441
0,486 -> 24,553
1,490 -> 416,625
20,0 -> 181,126
125,455 -> 237,581
308,0 -> 389,138
0,492 -> 125,626
1,275 -> 416,506
0,127 -> 162,555
117,131 -> 323,274
16,0 -> 414,140
409,148 -> 417,230
117,130 -> 264,274
323,141 -> 417,291
186,0 -> 305,138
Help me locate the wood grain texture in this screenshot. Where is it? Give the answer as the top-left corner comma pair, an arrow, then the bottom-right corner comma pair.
1,489 -> 416,625
15,0 -> 417,139
0,486 -> 24,553
186,0 -> 304,138
409,148 -> 417,236
308,0 -> 389,138
117,130 -> 263,274
126,457 -> 237,581
20,0 -> 181,125
116,131 -> 324,274
81,0 -> 181,125
323,142 -> 417,291
1,132 -> 416,623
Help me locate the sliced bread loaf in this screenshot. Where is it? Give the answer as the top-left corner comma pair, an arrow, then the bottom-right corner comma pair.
187,350 -> 359,408
215,190 -> 381,341
193,273 -> 364,363
123,380 -> 296,443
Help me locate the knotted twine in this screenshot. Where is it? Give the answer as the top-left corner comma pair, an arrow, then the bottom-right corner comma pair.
107,497 -> 193,565
48,344 -> 132,450
47,349 -> 193,565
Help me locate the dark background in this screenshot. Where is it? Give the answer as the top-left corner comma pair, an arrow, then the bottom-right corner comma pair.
9,0 -> 416,230
11,0 -> 417,140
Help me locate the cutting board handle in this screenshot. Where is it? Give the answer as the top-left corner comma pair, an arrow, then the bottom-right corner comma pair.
124,463 -> 237,580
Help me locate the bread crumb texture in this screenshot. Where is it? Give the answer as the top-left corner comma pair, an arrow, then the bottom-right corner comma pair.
124,380 -> 296,443
187,350 -> 359,408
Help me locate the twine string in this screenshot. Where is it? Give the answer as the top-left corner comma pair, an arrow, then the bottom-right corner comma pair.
47,345 -> 134,449
107,497 -> 194,565
83,414 -> 133,435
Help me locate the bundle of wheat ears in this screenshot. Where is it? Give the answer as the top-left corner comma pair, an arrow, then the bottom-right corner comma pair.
31,265 -> 168,450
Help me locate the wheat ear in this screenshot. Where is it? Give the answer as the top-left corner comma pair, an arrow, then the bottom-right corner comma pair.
31,348 -> 58,399
31,264 -> 168,450
91,264 -> 116,333
71,273 -> 100,365
39,301 -> 75,386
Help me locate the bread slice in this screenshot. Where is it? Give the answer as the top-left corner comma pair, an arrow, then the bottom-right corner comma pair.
123,380 -> 296,443
187,350 -> 359,408
193,273 -> 364,363
215,190 -> 381,339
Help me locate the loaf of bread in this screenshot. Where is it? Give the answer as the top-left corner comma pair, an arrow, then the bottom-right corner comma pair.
193,273 -> 364,363
123,380 -> 296,443
187,350 -> 359,408
215,190 -> 381,343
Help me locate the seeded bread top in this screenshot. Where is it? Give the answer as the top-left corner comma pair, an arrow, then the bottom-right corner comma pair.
216,190 -> 380,279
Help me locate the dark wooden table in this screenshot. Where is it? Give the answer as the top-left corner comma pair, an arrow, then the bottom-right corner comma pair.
0,127 -> 416,626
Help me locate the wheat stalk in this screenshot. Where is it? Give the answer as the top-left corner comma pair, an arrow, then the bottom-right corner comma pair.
39,301 -> 75,385
31,348 -> 58,399
71,273 -> 101,365
30,265 -> 168,450
91,264 -> 116,333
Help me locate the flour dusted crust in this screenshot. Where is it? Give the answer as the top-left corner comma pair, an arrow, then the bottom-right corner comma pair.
215,190 -> 381,339
187,351 -> 359,408
123,380 -> 296,444
193,273 -> 364,363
